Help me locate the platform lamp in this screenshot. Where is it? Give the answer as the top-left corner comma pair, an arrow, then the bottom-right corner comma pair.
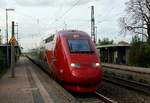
6,8 -> 15,66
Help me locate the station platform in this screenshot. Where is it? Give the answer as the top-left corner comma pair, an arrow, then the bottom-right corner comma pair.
102,63 -> 150,74
102,62 -> 150,84
0,57 -> 75,103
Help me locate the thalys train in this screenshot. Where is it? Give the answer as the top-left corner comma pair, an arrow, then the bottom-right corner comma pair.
28,30 -> 103,92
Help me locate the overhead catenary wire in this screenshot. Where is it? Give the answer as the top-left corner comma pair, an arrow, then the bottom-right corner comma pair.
0,1 -> 126,41
49,0 -> 81,27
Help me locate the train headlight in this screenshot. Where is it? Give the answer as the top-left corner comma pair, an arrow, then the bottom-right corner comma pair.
70,63 -> 80,67
93,63 -> 100,67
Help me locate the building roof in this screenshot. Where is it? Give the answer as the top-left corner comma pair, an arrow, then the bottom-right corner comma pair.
96,44 -> 130,49
0,43 -> 19,47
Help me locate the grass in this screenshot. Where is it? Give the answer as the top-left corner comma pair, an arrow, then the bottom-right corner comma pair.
0,67 -> 10,78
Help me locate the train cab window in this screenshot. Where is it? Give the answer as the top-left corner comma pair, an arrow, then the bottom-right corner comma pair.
45,35 -> 54,43
68,40 -> 93,53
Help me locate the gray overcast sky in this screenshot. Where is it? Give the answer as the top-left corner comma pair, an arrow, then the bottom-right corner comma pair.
0,0 -> 130,51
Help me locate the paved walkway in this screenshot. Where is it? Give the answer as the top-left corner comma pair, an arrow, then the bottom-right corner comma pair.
0,57 -> 34,103
0,57 -> 75,103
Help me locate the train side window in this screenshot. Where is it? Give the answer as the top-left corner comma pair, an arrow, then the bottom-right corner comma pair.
45,35 -> 55,43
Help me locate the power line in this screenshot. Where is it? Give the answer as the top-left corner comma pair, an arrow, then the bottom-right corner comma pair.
49,0 -> 81,27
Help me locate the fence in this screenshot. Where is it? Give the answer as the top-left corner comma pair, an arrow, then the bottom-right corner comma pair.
0,45 -> 21,70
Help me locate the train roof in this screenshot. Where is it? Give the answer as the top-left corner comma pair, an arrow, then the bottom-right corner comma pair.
57,30 -> 88,36
0,43 -> 19,47
43,30 -> 90,43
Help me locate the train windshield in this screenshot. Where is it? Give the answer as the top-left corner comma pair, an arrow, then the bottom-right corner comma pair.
68,40 -> 93,53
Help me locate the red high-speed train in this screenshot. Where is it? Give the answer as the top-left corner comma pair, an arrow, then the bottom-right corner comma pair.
30,30 -> 103,92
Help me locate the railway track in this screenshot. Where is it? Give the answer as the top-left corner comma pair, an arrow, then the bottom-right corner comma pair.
94,92 -> 116,103
103,75 -> 150,96
36,59 -> 149,102
73,92 -> 116,103
27,57 -> 116,103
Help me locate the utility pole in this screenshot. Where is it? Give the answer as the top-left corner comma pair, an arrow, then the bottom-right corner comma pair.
95,26 -> 97,43
37,18 -> 40,36
11,21 -> 15,78
15,23 -> 18,41
91,5 -> 96,44
64,21 -> 67,30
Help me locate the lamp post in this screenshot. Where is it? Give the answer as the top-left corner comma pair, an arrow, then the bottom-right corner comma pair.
6,8 -> 14,66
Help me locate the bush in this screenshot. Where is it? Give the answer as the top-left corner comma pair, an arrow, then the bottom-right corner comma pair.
97,38 -> 114,46
128,36 -> 150,67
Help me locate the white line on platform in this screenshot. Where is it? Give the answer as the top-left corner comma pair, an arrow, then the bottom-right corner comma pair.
30,67 -> 55,103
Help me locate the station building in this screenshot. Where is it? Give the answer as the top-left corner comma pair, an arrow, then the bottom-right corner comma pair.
97,44 -> 130,64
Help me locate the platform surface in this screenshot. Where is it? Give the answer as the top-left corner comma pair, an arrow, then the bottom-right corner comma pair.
102,63 -> 150,74
0,57 -> 75,103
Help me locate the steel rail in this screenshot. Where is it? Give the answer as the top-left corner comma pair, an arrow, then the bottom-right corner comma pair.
103,75 -> 150,96
94,92 -> 117,103
104,75 -> 150,88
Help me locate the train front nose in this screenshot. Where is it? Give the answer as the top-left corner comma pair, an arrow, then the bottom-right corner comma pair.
70,67 -> 102,84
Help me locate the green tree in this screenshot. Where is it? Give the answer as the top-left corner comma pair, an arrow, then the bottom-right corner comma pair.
97,38 -> 114,46
118,41 -> 129,44
119,0 -> 150,45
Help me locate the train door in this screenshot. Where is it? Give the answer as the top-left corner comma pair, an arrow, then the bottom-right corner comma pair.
53,38 -> 64,80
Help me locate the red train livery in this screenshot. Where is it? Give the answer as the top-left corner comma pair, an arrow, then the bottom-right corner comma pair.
31,30 -> 103,92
